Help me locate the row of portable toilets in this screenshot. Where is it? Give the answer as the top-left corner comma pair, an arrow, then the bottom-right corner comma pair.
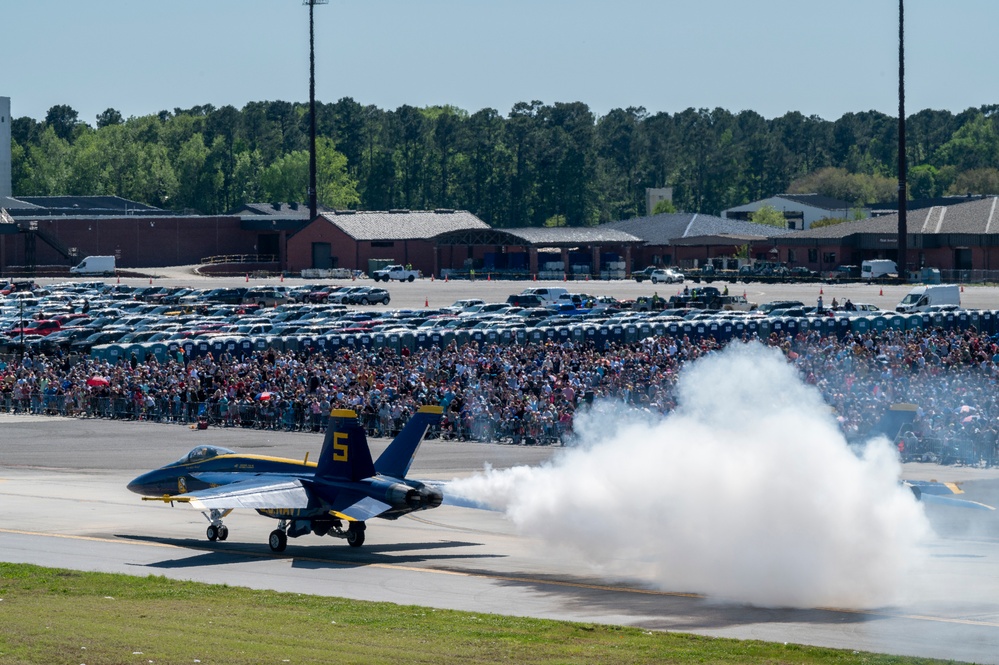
90,309 -> 999,364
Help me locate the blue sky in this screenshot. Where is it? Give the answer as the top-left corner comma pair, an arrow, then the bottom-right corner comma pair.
4,0 -> 997,125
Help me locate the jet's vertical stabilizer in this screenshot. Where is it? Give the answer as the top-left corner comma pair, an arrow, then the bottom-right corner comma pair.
315,409 -> 375,481
375,405 -> 444,478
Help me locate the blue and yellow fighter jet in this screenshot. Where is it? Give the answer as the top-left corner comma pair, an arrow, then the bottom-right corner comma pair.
127,406 -> 445,552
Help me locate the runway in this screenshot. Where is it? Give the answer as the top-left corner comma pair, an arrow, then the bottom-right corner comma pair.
2,413 -> 999,663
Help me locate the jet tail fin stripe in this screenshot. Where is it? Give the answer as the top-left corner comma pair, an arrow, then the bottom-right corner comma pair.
375,405 -> 443,478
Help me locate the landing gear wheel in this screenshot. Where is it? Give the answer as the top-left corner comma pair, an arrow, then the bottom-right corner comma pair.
207,524 -> 219,541
269,529 -> 288,552
218,525 -> 229,541
346,522 -> 366,548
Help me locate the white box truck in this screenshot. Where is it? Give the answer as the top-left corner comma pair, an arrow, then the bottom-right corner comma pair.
895,284 -> 961,313
70,256 -> 116,276
861,259 -> 897,280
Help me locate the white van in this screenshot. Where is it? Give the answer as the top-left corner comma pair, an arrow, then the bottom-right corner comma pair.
519,286 -> 569,304
895,284 -> 961,313
70,256 -> 116,276
861,259 -> 896,280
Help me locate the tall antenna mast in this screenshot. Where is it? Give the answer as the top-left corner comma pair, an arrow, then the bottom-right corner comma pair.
305,0 -> 328,221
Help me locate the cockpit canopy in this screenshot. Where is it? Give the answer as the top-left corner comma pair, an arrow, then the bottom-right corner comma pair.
176,446 -> 236,465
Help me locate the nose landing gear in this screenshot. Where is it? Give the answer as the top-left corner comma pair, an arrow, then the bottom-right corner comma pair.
203,509 -> 231,542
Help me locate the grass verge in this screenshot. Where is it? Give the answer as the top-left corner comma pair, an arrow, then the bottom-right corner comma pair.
0,562 -> 958,665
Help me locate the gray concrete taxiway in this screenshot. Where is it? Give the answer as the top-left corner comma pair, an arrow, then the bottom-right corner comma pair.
2,414 -> 999,663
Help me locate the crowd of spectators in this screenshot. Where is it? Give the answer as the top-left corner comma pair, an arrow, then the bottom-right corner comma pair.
1,325 -> 998,465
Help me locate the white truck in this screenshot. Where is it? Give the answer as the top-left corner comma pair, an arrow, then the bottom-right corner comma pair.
861,259 -> 897,280
372,265 -> 420,282
70,255 -> 116,276
895,284 -> 961,313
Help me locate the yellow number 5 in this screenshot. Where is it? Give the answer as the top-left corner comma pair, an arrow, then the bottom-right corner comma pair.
333,432 -> 349,462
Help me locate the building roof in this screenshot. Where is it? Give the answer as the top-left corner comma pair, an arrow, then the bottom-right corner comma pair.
774,193 -> 855,210
4,195 -> 168,217
601,212 -> 793,246
233,202 -> 317,218
501,226 -> 641,245
318,209 -> 490,241
776,196 -> 999,241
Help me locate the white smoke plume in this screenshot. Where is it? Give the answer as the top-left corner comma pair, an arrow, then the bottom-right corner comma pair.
448,342 -> 932,609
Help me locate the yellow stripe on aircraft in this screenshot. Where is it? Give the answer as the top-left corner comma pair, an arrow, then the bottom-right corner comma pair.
330,409 -> 358,418
418,405 -> 444,414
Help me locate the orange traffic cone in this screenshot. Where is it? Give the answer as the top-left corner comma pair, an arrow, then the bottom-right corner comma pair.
280,274 -> 284,282
245,273 -> 249,283
533,274 -> 537,281
149,277 -> 152,285
743,291 -> 747,298
430,274 -> 434,282
586,274 -> 590,281
819,287 -> 823,295
116,275 -> 120,284
425,298 -> 429,307
488,274 -> 491,281
445,273 -> 449,282
879,288 -> 883,296
961,285 -> 965,292
563,273 -> 568,282
352,273 -> 356,281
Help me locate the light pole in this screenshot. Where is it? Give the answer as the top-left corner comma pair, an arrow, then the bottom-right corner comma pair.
897,0 -> 908,280
304,0 -> 328,221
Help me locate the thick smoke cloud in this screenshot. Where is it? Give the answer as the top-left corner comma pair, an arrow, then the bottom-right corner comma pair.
448,342 -> 931,608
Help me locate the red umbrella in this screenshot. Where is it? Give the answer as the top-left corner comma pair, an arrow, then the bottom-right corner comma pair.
86,376 -> 110,387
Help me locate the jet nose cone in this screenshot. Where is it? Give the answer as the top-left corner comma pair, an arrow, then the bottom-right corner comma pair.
127,471 -> 153,495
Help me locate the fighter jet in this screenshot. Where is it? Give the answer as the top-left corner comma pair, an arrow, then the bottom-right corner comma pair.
127,406 -> 445,551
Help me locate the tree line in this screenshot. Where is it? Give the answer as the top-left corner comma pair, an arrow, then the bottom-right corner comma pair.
11,100 -> 999,226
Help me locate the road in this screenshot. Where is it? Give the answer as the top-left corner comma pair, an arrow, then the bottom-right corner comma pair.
1,414 -> 999,662
36,268 -> 999,311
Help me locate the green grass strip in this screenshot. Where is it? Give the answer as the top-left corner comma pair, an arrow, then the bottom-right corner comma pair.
0,562 -> 957,665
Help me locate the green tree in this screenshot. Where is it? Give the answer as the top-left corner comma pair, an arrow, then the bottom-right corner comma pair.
45,104 -> 81,141
315,138 -> 360,209
751,204 -> 787,228
96,108 -> 124,128
259,150 -> 308,204
947,168 -> 999,195
652,199 -> 676,214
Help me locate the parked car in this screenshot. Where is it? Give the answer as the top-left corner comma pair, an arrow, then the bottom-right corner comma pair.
650,268 -> 684,284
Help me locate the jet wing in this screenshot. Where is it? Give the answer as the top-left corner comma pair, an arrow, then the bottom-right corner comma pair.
178,476 -> 314,511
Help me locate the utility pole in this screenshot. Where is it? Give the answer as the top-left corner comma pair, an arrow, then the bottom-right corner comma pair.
305,0 -> 328,221
897,0 -> 908,280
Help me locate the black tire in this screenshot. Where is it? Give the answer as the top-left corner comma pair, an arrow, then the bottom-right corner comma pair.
218,525 -> 229,541
407,274 -> 415,282
360,297 -> 370,305
346,524 -> 365,548
381,297 -> 390,305
652,277 -> 659,284
268,529 -> 287,552
206,525 -> 219,542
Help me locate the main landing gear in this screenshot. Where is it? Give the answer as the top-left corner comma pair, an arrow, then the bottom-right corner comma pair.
203,509 -> 230,542
266,519 -> 367,552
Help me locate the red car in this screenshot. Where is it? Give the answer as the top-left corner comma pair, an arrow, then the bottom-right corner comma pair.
8,319 -> 62,337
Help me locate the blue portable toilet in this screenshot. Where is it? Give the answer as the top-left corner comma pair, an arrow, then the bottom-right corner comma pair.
529,329 -> 544,345
903,314 -> 922,331
888,315 -> 906,331
469,330 -> 484,345
679,322 -> 694,339
732,320 -> 745,339
238,338 -> 253,356
745,319 -> 759,339
980,311 -> 995,334
871,315 -> 888,333
372,333 -> 386,350
770,318 -> 784,338
415,331 -> 429,349
784,318 -> 799,337
756,319 -> 771,339
956,310 -> 970,331
834,317 -> 851,338
514,329 -> 527,345
196,340 -> 211,358
499,329 -> 513,345
385,333 -> 401,353
106,344 -> 125,364
943,312 -> 956,329
181,340 -> 196,358
399,332 -> 415,352
666,321 -> 680,338
440,331 -> 456,348
809,318 -> 825,334
624,325 -> 638,343
850,317 -> 871,334
148,342 -> 169,363
638,323 -> 652,340
968,310 -> 980,332
456,330 -> 472,347
486,330 -> 499,345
